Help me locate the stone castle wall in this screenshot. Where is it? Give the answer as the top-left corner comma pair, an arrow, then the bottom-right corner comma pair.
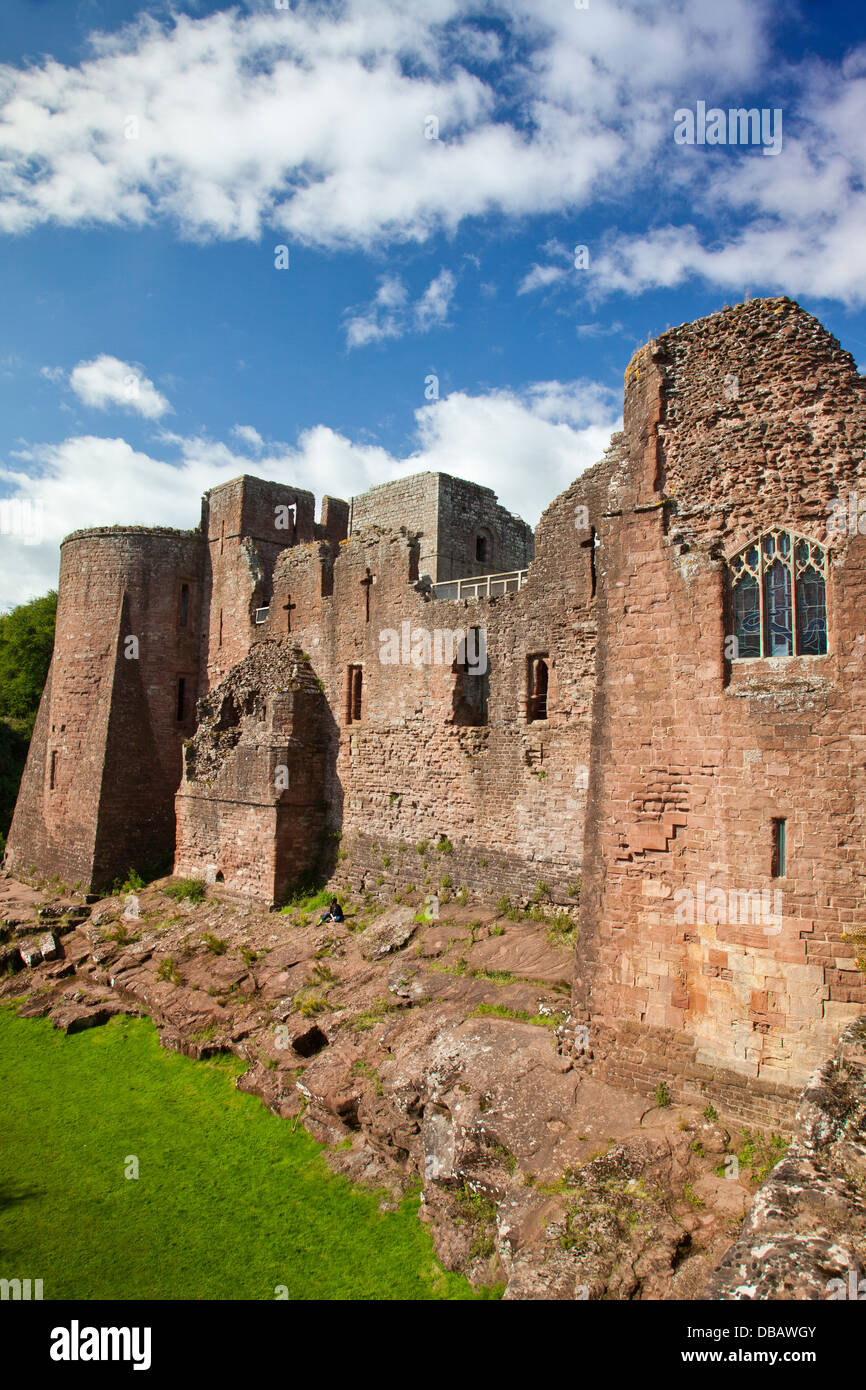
5,526 -> 203,889
577,297 -> 866,1100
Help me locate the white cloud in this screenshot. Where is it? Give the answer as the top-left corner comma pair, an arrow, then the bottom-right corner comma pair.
0,1 -> 788,265
414,268 -> 457,330
3,0 -> 862,301
345,268 -> 457,348
67,355 -> 171,418
518,262 -> 569,295
232,423 -> 264,451
0,377 -> 621,609
344,274 -> 409,348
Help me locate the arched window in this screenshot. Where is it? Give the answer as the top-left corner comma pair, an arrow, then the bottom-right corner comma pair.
728,531 -> 827,659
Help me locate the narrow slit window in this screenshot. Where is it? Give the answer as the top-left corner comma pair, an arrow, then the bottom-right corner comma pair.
527,654 -> 549,722
346,665 -> 363,724
49,749 -> 57,790
179,583 -> 190,628
176,677 -> 186,722
771,818 -> 786,879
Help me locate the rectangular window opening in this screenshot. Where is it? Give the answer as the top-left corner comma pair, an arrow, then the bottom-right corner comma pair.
771,818 -> 786,879
452,626 -> 489,726
49,749 -> 57,790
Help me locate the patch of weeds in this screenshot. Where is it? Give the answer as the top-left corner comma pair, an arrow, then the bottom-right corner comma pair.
452,1183 -> 497,1259
156,956 -> 182,986
352,1060 -> 383,1096
736,1129 -> 788,1184
547,912 -> 577,949
490,924 -> 504,938
353,998 -> 396,1032
471,1001 -> 567,1030
704,1103 -> 718,1121
491,1142 -> 517,1176
293,995 -> 329,1018
532,880 -> 550,902
683,1182 -> 704,1209
436,837 -> 453,856
111,868 -> 145,895
201,933 -> 228,956
279,887 -> 335,917
239,945 -> 260,969
654,1081 -> 671,1108
416,841 -> 429,857
164,878 -> 206,905
311,962 -> 337,987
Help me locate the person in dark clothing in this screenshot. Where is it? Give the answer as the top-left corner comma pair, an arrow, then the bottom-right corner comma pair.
318,897 -> 344,924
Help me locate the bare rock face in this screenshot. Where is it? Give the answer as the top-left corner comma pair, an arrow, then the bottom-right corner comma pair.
360,905 -> 418,961
706,1018 -> 866,1299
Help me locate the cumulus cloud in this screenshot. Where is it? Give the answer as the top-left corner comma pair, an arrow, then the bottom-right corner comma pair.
0,1 -> 782,257
65,355 -> 171,418
0,377 -> 621,608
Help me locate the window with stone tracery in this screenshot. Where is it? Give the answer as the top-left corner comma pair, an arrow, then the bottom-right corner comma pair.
728,531 -> 827,659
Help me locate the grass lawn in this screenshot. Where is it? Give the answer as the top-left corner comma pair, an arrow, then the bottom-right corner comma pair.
0,1007 -> 496,1300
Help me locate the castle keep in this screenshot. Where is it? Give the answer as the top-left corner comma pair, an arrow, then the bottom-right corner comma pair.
6,297 -> 866,1116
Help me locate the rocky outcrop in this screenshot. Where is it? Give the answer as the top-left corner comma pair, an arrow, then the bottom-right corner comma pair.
1,870 -> 782,1300
707,1017 -> 866,1299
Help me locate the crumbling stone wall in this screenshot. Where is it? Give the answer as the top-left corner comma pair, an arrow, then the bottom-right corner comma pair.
174,642 -> 331,903
577,298 -> 866,1106
253,479 -> 593,904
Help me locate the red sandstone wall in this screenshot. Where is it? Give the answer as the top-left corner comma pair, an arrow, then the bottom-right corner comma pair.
5,527 -> 203,890
257,480 -> 595,902
174,644 -> 329,903
200,476 -> 317,688
578,298 -> 866,1101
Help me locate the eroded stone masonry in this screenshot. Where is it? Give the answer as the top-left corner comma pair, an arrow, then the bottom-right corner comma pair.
6,297 -> 866,1119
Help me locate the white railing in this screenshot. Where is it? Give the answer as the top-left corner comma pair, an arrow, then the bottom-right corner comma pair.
431,569 -> 529,600
254,606 -> 270,624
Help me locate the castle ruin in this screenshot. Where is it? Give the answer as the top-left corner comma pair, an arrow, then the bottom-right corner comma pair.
6,296 -> 866,1123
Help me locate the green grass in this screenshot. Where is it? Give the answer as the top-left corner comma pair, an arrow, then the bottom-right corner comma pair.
0,1008 -> 495,1301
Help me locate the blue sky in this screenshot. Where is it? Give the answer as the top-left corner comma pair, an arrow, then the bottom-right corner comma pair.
1,0 -> 865,608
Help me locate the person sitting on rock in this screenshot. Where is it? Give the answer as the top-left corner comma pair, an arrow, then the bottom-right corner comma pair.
318,897 -> 344,924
